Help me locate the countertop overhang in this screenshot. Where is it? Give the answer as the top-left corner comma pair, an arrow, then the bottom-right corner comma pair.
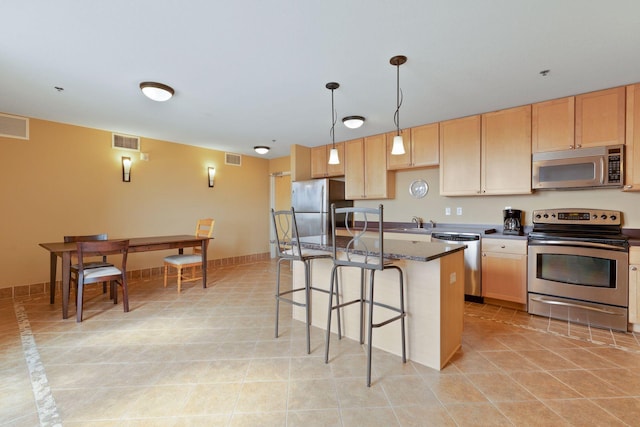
298,235 -> 466,263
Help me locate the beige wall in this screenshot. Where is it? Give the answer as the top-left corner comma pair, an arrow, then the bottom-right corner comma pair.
357,167 -> 640,228
0,117 -> 272,289
3,115 -> 638,291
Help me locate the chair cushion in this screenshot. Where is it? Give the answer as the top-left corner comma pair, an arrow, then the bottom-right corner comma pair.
164,254 -> 203,265
83,266 -> 122,279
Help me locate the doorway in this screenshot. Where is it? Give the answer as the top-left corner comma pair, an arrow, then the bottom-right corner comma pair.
269,171 -> 291,257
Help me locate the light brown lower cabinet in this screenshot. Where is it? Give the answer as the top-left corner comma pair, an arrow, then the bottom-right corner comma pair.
481,239 -> 527,304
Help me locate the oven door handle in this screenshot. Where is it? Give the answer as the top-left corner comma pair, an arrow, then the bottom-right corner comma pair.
529,239 -> 626,251
530,296 -> 626,316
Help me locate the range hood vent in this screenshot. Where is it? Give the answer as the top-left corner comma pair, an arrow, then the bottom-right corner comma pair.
0,113 -> 29,140
112,133 -> 140,151
225,152 -> 242,166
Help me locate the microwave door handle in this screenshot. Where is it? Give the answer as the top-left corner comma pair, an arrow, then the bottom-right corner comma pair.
599,157 -> 605,184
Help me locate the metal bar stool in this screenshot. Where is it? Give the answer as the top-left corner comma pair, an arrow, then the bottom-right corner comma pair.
324,204 -> 406,386
271,207 -> 335,354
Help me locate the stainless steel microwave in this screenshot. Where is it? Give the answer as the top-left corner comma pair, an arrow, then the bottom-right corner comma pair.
532,145 -> 624,190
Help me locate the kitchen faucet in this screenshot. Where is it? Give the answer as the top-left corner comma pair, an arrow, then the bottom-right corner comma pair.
411,216 -> 422,228
429,219 -> 436,228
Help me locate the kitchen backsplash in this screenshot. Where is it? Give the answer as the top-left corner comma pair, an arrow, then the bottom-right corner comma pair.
355,167 -> 640,228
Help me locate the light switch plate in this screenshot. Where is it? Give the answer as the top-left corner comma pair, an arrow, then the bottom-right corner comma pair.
456,207 -> 462,215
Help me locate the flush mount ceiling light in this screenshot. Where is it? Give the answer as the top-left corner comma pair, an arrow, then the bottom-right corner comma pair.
342,116 -> 365,129
254,146 -> 270,155
390,55 -> 407,155
326,82 -> 340,165
139,82 -> 175,102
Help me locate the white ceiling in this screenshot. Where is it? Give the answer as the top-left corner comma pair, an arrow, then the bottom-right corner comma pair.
2,0 -> 640,159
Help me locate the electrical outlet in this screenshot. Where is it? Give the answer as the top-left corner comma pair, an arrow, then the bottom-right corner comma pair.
456,207 -> 463,215
445,207 -> 451,216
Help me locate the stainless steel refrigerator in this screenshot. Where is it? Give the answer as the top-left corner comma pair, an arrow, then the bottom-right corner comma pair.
291,178 -> 353,237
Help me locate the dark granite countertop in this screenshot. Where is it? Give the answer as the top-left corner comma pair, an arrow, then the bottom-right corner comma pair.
298,235 -> 466,262
623,228 -> 640,247
381,222 -> 530,241
339,222 -> 640,245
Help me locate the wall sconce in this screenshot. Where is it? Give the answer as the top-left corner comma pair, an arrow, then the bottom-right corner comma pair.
122,156 -> 132,182
208,167 -> 216,187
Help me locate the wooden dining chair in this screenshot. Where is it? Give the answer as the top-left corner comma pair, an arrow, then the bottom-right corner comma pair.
72,239 -> 130,322
163,218 -> 215,292
64,234 -> 113,298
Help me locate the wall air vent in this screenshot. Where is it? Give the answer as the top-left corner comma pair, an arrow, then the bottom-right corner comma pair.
0,113 -> 29,140
225,152 -> 242,166
112,133 -> 140,151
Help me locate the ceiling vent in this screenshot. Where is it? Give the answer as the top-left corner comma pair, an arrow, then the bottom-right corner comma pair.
225,152 -> 242,166
0,113 -> 29,140
112,133 -> 140,151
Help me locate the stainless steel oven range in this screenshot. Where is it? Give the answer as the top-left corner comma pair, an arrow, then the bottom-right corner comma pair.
527,208 -> 629,331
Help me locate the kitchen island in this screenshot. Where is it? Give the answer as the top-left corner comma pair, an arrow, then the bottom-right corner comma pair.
291,236 -> 466,370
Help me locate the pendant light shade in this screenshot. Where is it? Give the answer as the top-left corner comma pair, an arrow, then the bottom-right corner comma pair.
326,82 -> 340,165
328,147 -> 340,164
391,135 -> 405,155
390,55 -> 407,155
139,82 -> 174,102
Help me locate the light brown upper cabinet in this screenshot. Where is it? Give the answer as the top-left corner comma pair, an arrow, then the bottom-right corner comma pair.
625,83 -> 640,191
440,106 -> 532,196
532,96 -> 575,153
439,115 -> 482,195
481,105 -> 532,195
386,123 -> 439,170
575,86 -> 626,148
345,135 -> 395,199
311,142 -> 344,178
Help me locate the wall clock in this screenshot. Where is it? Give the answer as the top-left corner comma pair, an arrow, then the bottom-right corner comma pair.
409,179 -> 429,198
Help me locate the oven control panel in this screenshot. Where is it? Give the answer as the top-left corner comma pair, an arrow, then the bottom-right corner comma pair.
532,208 -> 621,225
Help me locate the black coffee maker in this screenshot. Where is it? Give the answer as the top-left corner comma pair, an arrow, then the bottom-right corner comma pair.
503,208 -> 523,235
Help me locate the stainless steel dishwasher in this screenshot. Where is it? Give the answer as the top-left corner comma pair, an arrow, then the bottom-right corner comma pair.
431,232 -> 482,302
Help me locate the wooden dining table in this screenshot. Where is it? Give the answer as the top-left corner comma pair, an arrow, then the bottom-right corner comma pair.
39,235 -> 212,319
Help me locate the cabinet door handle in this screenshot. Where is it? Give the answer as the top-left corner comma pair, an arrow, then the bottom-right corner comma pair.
500,245 -> 506,248
632,266 -> 638,271
482,253 -> 486,257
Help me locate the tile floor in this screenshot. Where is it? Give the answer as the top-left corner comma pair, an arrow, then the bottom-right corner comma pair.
2,260 -> 640,426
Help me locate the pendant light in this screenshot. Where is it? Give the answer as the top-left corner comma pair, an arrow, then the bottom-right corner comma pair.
326,82 -> 340,165
390,55 -> 407,155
